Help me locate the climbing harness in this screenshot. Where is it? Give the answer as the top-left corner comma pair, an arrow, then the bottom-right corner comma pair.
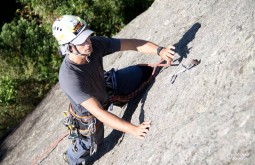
170,59 -> 201,84
63,104 -> 101,156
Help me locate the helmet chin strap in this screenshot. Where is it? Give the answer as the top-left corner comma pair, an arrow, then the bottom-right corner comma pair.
86,56 -> 90,63
68,44 -> 91,63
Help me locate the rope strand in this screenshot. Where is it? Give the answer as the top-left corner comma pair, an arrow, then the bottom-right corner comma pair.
31,131 -> 69,165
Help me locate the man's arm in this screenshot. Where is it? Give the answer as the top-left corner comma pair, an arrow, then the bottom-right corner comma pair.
120,39 -> 175,63
81,97 -> 151,139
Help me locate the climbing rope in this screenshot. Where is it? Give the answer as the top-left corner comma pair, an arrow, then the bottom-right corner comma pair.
31,131 -> 69,165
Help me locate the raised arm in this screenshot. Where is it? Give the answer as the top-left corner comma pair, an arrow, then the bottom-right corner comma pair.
120,39 -> 175,63
81,97 -> 151,139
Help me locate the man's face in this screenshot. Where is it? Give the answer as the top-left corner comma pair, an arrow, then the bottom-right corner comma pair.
74,36 -> 93,55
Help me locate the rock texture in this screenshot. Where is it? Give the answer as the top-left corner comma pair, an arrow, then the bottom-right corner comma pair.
1,0 -> 255,165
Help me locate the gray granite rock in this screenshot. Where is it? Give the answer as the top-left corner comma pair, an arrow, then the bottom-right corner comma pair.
1,0 -> 255,164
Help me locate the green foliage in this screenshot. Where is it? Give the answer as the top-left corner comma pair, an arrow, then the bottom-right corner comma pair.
17,0 -> 122,36
0,76 -> 17,105
0,16 -> 60,140
0,0 -> 154,140
17,0 -> 153,36
0,18 -> 60,81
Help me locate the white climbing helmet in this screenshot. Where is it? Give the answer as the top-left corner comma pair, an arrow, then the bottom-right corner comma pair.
52,15 -> 94,45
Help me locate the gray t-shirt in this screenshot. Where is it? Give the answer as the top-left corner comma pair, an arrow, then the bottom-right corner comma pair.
59,36 -> 120,115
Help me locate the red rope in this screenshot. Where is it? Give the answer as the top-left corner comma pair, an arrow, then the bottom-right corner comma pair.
31,131 -> 69,165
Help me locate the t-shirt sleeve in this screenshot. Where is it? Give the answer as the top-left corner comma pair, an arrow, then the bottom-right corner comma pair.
91,36 -> 121,57
59,69 -> 92,105
60,76 -> 92,104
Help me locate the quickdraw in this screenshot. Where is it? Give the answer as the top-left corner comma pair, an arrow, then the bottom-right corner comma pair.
170,59 -> 201,84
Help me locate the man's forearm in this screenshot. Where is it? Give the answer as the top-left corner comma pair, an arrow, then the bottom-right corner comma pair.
81,97 -> 137,135
96,108 -> 137,134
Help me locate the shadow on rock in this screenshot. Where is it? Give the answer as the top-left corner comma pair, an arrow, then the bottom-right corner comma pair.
173,22 -> 201,63
138,79 -> 156,123
0,147 -> 7,163
0,144 -> 14,163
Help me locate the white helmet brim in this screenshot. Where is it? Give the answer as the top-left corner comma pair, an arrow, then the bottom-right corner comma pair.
71,29 -> 94,45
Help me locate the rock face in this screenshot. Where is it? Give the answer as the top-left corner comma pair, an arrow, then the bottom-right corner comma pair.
1,0 -> 255,164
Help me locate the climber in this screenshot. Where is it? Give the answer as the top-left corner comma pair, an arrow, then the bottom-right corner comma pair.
52,15 -> 175,164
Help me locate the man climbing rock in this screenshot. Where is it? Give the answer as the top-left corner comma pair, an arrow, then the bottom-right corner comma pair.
52,15 -> 175,164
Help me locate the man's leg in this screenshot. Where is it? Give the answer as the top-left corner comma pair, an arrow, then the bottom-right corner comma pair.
66,138 -> 90,165
115,65 -> 153,96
